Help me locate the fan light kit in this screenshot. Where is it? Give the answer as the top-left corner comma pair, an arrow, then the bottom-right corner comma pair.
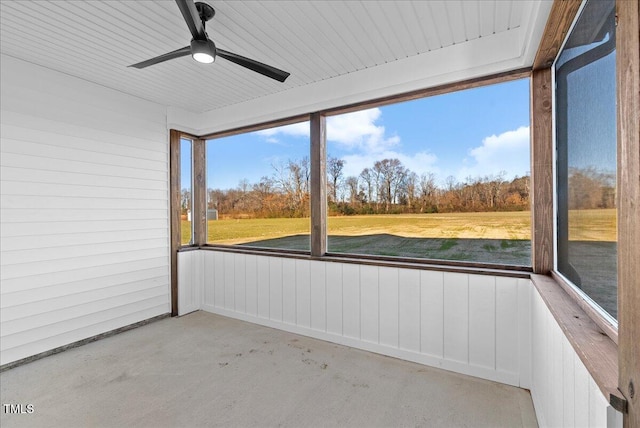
191,39 -> 215,64
129,0 -> 290,82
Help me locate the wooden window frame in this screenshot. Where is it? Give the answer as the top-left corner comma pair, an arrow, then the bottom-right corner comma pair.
191,69 -> 533,274
529,0 -> 639,422
551,0 -> 619,335
615,0 -> 639,425
169,130 -> 198,316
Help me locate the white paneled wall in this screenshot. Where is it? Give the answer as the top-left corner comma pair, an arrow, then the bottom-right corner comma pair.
183,250 -> 531,387
177,251 -> 202,316
530,290 -> 623,428
179,249 -> 624,427
0,56 -> 170,365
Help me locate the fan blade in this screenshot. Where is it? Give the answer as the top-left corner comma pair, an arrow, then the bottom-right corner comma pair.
129,46 -> 191,69
175,0 -> 206,40
217,49 -> 290,82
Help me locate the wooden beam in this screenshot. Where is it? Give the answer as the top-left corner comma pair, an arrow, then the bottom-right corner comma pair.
323,68 -> 530,117
310,113 -> 327,257
169,129 -> 182,316
530,68 -> 554,274
617,0 -> 640,425
533,0 -> 583,70
200,69 -> 529,143
192,138 -> 207,246
200,114 -> 310,141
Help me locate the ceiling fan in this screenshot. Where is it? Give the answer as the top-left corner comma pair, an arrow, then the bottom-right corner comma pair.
129,0 -> 290,82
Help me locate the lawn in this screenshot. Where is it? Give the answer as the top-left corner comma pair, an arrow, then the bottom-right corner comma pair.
200,211 -> 532,245
179,209 -> 615,266
568,208 -> 617,242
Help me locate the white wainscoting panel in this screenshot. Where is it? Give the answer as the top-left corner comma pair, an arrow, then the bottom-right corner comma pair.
178,250 -> 627,427
181,250 -> 625,426
398,269 -> 420,353
360,265 -> 379,344
325,261 -> 343,336
309,260 -> 326,332
177,251 -> 201,316
529,288 -> 623,428
420,270 -> 444,358
379,266 -> 399,348
194,250 -> 529,387
0,56 -> 170,366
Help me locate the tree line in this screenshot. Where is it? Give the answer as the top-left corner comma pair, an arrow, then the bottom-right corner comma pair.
567,166 -> 615,210
180,157 -> 615,219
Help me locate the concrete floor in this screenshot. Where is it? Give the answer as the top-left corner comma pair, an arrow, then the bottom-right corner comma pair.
1,311 -> 538,428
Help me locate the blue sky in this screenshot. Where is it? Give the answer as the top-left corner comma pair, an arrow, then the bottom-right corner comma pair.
192,78 -> 532,191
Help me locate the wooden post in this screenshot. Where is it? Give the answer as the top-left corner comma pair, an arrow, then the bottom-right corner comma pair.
310,113 -> 327,257
616,0 -> 640,425
192,138 -> 207,246
169,129 -> 182,316
530,68 -> 554,274
529,0 -> 582,274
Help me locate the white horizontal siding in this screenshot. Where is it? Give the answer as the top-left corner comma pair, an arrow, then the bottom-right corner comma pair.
530,288 -> 623,428
193,250 -> 529,387
0,56 -> 170,365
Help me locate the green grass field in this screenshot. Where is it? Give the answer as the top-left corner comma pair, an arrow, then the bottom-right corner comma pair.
202,211 -> 532,245
180,209 -> 616,266
568,208 -> 616,241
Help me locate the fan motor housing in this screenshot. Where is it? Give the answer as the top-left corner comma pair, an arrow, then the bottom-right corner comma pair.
195,2 -> 215,22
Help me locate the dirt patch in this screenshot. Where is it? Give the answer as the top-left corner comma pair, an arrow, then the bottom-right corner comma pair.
239,234 -> 531,266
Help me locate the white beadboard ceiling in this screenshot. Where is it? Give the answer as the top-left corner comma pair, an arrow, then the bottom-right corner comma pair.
0,1 -> 551,116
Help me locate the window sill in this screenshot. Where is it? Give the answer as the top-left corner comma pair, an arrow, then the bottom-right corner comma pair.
196,244 -> 532,278
530,274 -> 626,413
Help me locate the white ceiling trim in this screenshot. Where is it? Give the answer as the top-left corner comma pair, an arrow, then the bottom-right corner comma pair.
168,0 -> 553,135
518,0 -> 555,66
0,0 -> 553,135
170,27 -> 527,135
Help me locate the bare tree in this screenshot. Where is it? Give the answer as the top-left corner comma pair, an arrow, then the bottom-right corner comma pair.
359,167 -> 374,204
270,158 -> 310,215
483,172 -> 506,209
373,158 -> 407,212
419,172 -> 437,212
181,189 -> 191,214
327,156 -> 345,202
345,176 -> 359,205
404,171 -> 418,209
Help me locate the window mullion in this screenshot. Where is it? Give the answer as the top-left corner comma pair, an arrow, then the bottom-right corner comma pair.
530,68 -> 555,274
310,112 -> 327,257
193,138 -> 207,246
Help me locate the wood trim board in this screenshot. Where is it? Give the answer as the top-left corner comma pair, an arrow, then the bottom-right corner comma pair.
533,0 -> 583,70
530,68 -> 554,274
310,113 -> 327,257
531,274 -> 625,412
169,129 -> 182,316
192,138 -> 206,246
616,0 -> 640,425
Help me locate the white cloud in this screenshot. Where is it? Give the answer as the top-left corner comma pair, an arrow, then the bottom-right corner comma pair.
254,108 -> 399,154
341,150 -> 439,178
254,121 -> 310,139
265,137 -> 282,145
327,108 -> 400,153
456,126 -> 530,181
